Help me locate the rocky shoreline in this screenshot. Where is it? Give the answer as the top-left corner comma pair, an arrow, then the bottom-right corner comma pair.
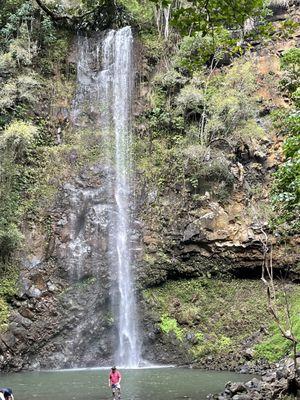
207,357 -> 300,400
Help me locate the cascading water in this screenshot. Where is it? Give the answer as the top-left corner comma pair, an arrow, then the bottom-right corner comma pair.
111,28 -> 140,368
72,27 -> 140,368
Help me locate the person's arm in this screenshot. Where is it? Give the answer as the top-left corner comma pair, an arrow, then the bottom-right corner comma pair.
108,374 -> 111,388
118,372 -> 122,384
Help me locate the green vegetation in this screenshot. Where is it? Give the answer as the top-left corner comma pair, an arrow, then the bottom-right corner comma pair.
136,55 -> 261,201
140,31 -> 165,65
150,0 -> 264,35
271,48 -> 300,234
0,264 -> 18,331
0,299 -> 10,332
191,335 -> 233,358
160,315 -> 184,341
0,1 -> 77,260
174,27 -> 241,73
144,279 -> 270,360
255,294 -> 300,362
144,279 -> 300,362
118,0 -> 154,27
0,121 -> 38,262
0,0 -> 75,327
147,56 -> 261,142
135,135 -> 234,201
280,48 -> 300,94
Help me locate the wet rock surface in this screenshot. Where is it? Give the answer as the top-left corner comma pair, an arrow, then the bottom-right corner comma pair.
0,165 -> 116,371
137,189 -> 300,288
1,9 -> 300,374
208,358 -> 300,400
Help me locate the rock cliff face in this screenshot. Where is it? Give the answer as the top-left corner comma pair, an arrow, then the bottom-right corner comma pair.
135,94 -> 299,289
0,4 -> 299,371
133,4 -> 300,364
137,175 -> 300,288
0,165 -> 116,370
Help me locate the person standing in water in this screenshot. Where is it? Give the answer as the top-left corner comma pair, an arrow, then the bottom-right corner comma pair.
108,366 -> 122,400
0,388 -> 14,400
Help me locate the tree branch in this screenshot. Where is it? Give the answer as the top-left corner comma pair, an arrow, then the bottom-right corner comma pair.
34,0 -> 111,24
34,0 -> 69,21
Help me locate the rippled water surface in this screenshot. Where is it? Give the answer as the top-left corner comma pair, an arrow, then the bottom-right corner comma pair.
0,367 -> 256,400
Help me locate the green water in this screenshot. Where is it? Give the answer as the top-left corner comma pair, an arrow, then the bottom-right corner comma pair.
0,368 -> 255,400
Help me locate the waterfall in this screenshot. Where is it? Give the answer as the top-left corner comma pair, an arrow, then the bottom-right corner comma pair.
111,28 -> 140,368
72,27 -> 140,368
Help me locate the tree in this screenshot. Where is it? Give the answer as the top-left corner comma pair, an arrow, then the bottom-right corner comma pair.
251,202 -> 299,396
272,48 -> 300,235
261,247 -> 299,396
151,0 -> 264,35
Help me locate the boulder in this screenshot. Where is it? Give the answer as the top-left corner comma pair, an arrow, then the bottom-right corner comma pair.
228,382 -> 247,395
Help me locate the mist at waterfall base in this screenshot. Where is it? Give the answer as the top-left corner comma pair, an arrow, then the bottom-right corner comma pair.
0,368 -> 256,400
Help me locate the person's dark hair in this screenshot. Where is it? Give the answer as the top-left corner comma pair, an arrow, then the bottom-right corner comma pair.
111,366 -> 116,370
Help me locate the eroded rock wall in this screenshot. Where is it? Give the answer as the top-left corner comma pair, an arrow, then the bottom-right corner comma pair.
0,4 -> 299,371
0,165 -> 116,370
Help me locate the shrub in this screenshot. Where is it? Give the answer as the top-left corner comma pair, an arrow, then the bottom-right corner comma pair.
140,32 -> 164,64
0,298 -> 9,332
0,225 -> 23,262
155,69 -> 188,94
176,85 -> 204,117
118,0 -> 154,26
0,79 -> 17,109
16,73 -> 42,103
0,264 -> 18,297
203,60 -> 258,145
174,28 -> 239,72
0,72 -> 42,114
218,335 -> 232,349
160,314 -> 184,341
280,48 -> 300,94
0,120 -> 37,157
272,156 -> 300,233
272,49 -> 299,234
0,51 -> 16,75
9,23 -> 38,66
292,87 -> 300,108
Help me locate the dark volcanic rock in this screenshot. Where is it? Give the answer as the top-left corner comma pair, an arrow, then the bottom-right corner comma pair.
208,357 -> 300,400
0,165 -> 121,371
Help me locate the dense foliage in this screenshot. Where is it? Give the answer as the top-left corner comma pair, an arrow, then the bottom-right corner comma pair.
151,0 -> 265,35
136,41 -> 264,201
272,48 -> 300,234
0,1 -> 59,264
0,0 -> 299,367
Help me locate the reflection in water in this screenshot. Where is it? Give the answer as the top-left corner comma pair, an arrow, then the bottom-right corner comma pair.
0,367 -> 256,400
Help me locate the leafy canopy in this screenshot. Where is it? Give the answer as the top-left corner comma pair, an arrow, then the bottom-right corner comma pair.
271,48 -> 300,234
151,0 -> 264,35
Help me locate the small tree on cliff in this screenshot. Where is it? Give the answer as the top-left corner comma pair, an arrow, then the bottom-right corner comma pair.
250,202 -> 299,391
